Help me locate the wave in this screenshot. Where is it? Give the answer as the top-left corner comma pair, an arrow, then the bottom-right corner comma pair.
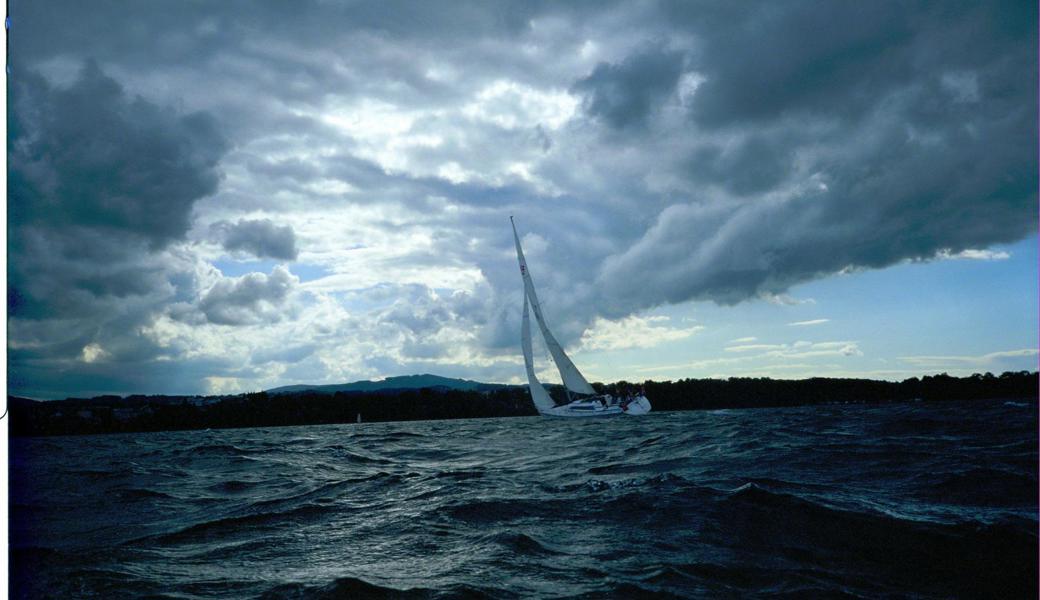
11,549 -> 163,599
635,561 -> 786,592
244,472 -> 407,510
484,531 -> 565,557
580,472 -> 691,493
115,487 -> 176,500
134,471 -> 420,546
432,469 -> 486,481
923,467 -> 1038,506
207,479 -> 258,494
350,430 -> 427,440
586,457 -> 692,475
67,467 -> 134,480
282,437 -> 320,446
129,503 -> 333,546
715,482 -> 1038,597
175,537 -> 281,561
633,434 -> 666,448
441,498 -> 569,524
322,445 -> 395,464
187,443 -> 252,455
258,576 -> 504,600
570,582 -> 692,599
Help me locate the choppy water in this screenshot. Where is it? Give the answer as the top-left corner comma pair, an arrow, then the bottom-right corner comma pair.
10,399 -> 1038,599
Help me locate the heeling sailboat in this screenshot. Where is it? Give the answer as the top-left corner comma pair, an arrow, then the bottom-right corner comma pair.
512,217 -> 651,418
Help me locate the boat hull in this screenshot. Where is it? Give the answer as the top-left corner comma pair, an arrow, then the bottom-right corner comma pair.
541,406 -> 624,418
538,395 -> 652,418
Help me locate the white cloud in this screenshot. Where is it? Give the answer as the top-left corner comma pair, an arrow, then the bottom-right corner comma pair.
639,340 -> 863,376
462,79 -> 578,130
935,248 -> 1011,261
899,348 -> 1038,369
579,314 -> 702,352
81,343 -> 110,363
761,293 -> 816,306
724,339 -> 862,359
635,355 -> 749,374
767,342 -> 862,359
198,266 -> 299,326
788,319 -> 830,326
205,376 -> 246,395
725,344 -> 785,353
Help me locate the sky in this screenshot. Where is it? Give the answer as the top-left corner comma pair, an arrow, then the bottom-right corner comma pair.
7,1 -> 1037,399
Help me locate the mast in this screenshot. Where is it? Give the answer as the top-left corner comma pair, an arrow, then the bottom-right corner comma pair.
511,217 -> 596,396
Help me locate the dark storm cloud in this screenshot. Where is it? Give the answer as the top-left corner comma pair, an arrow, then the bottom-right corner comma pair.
8,61 -> 227,321
687,134 -> 795,197
215,219 -> 299,261
587,1 -> 1037,314
10,62 -> 227,246
10,1 -> 539,63
8,349 -> 242,399
670,2 -> 1034,128
678,3 -> 917,127
8,229 -> 169,320
8,61 -> 230,396
9,0 -> 566,123
572,46 -> 686,130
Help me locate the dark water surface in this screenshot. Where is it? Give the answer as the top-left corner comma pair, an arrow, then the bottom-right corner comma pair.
10,400 -> 1038,598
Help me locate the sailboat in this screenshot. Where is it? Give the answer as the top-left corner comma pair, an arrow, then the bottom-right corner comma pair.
512,217 -> 651,417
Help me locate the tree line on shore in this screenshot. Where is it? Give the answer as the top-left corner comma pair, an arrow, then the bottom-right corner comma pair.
9,370 -> 1037,437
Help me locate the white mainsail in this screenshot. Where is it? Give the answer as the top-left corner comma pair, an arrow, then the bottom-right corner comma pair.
521,294 -> 556,413
510,217 -> 597,396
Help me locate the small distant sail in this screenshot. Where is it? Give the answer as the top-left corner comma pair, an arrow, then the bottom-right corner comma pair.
511,217 -> 597,396
356,413 -> 361,424
522,294 -> 557,414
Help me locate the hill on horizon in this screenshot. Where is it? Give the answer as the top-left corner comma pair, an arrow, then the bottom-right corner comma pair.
266,373 -> 512,395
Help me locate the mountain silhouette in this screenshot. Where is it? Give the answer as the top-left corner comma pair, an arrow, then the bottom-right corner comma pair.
266,373 -> 509,395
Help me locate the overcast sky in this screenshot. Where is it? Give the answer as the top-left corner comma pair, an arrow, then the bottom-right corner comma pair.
9,1 -> 1038,399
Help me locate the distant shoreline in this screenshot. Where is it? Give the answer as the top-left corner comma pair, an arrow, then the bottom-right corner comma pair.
9,371 -> 1037,438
